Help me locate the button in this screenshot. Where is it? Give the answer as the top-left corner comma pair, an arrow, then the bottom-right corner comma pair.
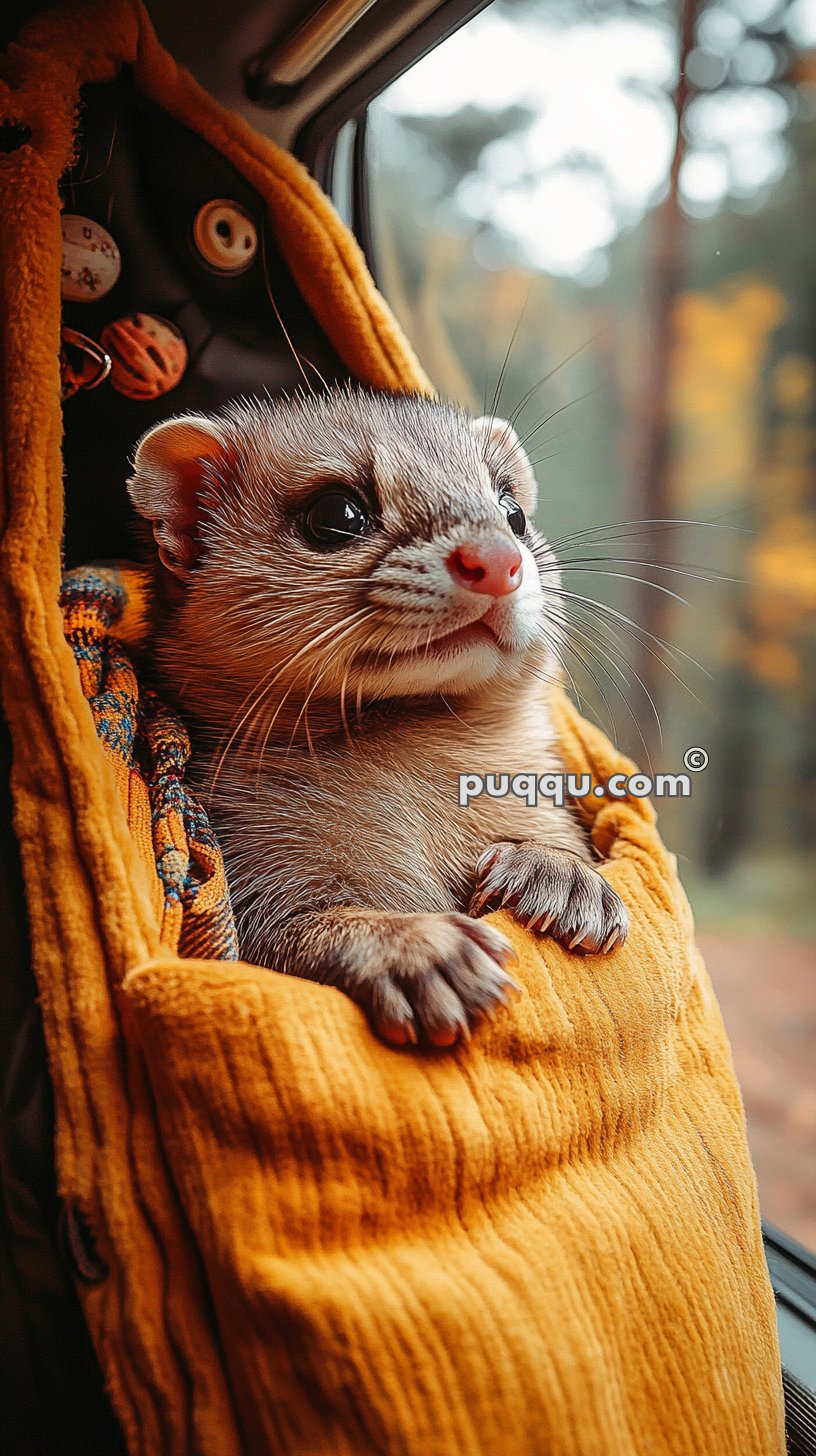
61,214 -> 121,302
0,120 -> 32,153
101,313 -> 188,399
60,327 -> 112,399
192,199 -> 258,274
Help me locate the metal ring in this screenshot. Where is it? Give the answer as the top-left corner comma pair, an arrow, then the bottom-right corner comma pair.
60,327 -> 112,400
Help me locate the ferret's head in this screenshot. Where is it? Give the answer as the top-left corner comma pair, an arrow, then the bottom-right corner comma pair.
128,387 -> 564,720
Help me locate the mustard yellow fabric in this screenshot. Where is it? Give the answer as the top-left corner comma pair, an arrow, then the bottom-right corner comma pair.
0,2 -> 785,1453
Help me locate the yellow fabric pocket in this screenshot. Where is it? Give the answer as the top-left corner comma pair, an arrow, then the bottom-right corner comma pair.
121,831 -> 781,1455
121,694 -> 782,1455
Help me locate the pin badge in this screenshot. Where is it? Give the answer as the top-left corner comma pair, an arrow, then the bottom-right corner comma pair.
61,214 -> 121,302
192,199 -> 258,274
100,313 -> 188,399
60,327 -> 112,400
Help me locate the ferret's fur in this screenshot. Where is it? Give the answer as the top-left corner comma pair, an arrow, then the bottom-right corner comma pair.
129,386 -> 627,1048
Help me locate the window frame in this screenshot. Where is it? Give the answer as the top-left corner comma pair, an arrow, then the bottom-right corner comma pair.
763,1222 -> 816,1454
295,0 -> 493,259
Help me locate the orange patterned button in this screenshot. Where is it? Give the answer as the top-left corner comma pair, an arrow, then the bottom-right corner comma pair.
101,313 -> 188,400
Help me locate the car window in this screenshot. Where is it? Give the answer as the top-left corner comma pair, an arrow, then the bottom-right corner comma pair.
366,0 -> 816,1247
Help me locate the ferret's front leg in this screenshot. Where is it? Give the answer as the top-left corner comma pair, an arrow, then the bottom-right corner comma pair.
470,842 -> 628,955
267,907 -> 520,1049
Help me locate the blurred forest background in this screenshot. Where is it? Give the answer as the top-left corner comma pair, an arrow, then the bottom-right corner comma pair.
367,0 -> 816,1241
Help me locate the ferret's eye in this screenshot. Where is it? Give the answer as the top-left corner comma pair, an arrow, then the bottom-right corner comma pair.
500,492 -> 527,538
302,489 -> 370,548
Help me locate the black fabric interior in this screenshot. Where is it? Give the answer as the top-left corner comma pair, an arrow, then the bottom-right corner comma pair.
61,72 -> 349,565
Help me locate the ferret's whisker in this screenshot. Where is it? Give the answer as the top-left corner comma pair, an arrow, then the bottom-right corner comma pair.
485,301 -> 528,439
283,611 -> 377,759
552,555 -> 742,588
504,334 -> 600,435
559,607 -> 664,753
208,660 -> 288,800
289,666 -> 328,762
548,517 -> 748,554
483,331 -> 600,478
557,615 -> 656,772
302,356 -> 331,392
541,578 -> 709,679
540,632 -> 587,716
551,625 -> 621,749
251,679 -> 298,791
211,606 -> 374,796
438,693 -> 477,734
254,608 -> 376,772
556,592 -> 709,716
260,219 -> 314,395
559,566 -> 690,608
339,667 -> 352,744
513,389 -> 599,457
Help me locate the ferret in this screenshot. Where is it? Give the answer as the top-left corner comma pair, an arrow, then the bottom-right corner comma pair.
128,386 -> 628,1050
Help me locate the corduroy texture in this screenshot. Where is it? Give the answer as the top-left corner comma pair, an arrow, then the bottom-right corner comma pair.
0,2 -> 785,1453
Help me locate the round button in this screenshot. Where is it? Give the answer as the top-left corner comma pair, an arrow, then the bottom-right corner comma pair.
61,214 -> 121,302
192,199 -> 258,274
101,313 -> 188,400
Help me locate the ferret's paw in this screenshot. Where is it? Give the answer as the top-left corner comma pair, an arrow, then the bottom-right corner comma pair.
470,841 -> 628,955
354,912 -> 521,1050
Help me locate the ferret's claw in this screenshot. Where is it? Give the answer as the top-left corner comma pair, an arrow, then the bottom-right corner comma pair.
352,911 -> 524,1052
469,841 -> 629,958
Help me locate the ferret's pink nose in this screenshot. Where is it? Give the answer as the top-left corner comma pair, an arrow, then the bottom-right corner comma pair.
447,539 -> 523,597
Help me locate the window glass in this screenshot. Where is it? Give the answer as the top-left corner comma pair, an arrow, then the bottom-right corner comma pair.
367,0 -> 816,1246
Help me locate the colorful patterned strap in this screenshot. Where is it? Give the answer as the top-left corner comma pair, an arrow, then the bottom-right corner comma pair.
60,565 -> 238,961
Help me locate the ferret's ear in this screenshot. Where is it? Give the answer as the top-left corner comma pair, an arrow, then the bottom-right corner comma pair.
128,415 -> 229,578
472,415 -> 537,515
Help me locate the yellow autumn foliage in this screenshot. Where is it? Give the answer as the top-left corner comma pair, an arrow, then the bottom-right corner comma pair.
773,355 -> 816,413
750,519 -> 816,612
671,277 -> 786,504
